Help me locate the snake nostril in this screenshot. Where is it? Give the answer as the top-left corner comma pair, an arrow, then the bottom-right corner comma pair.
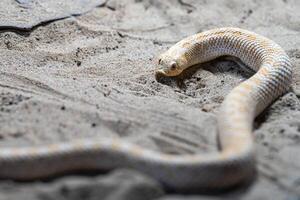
170,62 -> 177,70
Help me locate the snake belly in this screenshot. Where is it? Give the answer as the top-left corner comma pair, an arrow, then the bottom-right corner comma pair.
0,27 -> 293,192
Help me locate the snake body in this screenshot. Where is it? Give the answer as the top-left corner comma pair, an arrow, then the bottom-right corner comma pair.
0,27 -> 292,192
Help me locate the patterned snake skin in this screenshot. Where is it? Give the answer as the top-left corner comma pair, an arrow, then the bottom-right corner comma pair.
0,27 -> 293,192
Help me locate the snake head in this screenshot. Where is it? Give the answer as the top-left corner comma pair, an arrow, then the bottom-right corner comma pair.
155,55 -> 183,78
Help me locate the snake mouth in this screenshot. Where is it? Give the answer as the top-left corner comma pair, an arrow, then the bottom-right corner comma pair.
155,69 -> 167,80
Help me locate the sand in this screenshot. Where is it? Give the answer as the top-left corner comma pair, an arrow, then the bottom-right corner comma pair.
0,0 -> 299,199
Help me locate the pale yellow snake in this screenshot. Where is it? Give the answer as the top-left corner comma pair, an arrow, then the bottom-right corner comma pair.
0,27 -> 293,192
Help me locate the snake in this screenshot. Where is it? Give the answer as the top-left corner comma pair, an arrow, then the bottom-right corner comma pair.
0,27 -> 293,192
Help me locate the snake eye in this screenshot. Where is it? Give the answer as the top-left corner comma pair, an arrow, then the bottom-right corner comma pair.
170,62 -> 177,70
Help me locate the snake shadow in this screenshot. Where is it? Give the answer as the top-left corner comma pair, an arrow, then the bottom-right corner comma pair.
167,173 -> 257,196
7,167 -> 257,196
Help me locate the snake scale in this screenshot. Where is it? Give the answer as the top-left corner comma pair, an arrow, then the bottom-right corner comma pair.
0,27 -> 293,192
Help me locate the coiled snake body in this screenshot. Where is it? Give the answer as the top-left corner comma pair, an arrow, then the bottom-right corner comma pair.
0,27 -> 293,192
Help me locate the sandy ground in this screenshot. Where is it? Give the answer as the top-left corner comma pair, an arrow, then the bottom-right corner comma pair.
0,0 -> 300,199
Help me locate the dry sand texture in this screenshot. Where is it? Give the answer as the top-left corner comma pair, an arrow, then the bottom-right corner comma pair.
0,0 -> 300,199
